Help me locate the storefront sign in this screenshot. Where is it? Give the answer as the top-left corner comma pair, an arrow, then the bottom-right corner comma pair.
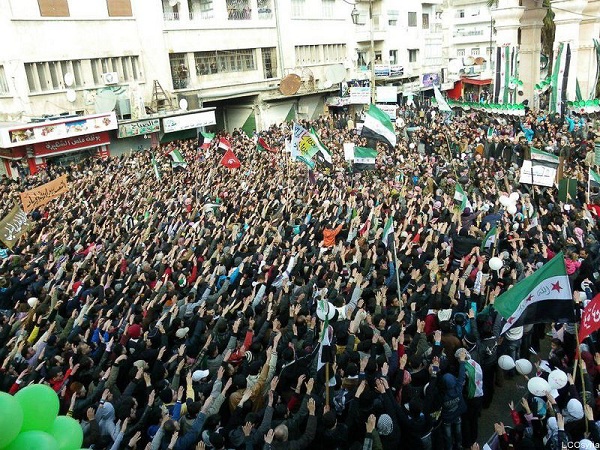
376,104 -> 398,120
0,112 -> 117,148
33,132 -> 111,157
20,175 -> 69,212
349,87 -> 371,104
374,65 -> 390,77
118,119 -> 161,138
0,205 -> 31,249
376,86 -> 398,103
390,65 -> 404,77
325,97 -> 352,107
162,110 -> 216,133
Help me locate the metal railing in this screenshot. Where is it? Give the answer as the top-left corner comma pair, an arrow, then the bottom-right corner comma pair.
189,10 -> 215,20
163,12 -> 180,21
228,8 -> 252,20
258,8 -> 272,19
453,29 -> 484,37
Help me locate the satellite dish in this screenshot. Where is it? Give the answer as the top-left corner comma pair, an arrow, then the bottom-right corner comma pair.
326,64 -> 346,84
179,98 -> 188,111
279,74 -> 302,95
448,59 -> 462,73
168,0 -> 179,6
474,57 -> 485,65
64,72 -> 74,87
323,80 -> 333,89
66,89 -> 77,103
464,56 -> 475,66
94,89 -> 117,113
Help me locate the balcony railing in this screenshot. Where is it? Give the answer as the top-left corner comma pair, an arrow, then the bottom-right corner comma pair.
228,7 -> 252,20
258,8 -> 272,19
164,12 -> 180,21
189,10 -> 215,20
453,30 -> 484,37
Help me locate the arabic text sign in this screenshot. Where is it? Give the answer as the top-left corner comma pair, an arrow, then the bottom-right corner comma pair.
118,119 -> 160,138
519,160 -> 557,187
20,175 -> 69,212
162,111 -> 216,133
0,205 -> 31,249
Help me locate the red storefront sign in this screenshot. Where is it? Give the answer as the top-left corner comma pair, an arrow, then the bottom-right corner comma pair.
33,132 -> 110,157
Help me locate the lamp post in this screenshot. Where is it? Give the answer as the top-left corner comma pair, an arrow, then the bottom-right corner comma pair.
350,1 -> 376,105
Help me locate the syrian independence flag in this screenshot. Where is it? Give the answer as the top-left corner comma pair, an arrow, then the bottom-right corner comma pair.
589,168 -> 600,205
382,216 -> 394,248
454,184 -> 471,212
361,104 -> 397,147
495,252 -> 574,334
550,42 -> 571,115
169,149 -> 187,168
220,149 -> 240,169
481,225 -> 497,251
308,128 -> 333,167
257,136 -> 276,153
151,155 -> 161,180
433,85 -> 452,112
353,146 -> 377,170
487,126 -> 495,139
579,293 -> 600,342
465,358 -> 484,398
218,137 -> 232,151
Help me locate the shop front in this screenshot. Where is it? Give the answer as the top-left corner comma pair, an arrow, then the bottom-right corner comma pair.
111,118 -> 162,156
0,112 -> 117,177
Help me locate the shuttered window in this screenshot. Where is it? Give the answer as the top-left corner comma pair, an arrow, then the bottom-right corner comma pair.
38,0 -> 70,17
107,0 -> 132,17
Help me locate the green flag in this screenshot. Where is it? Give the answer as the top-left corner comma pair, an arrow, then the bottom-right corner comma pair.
151,156 -> 161,180
495,252 -> 574,334
382,216 -> 394,248
453,184 -> 470,212
480,225 -> 497,251
169,149 -> 187,168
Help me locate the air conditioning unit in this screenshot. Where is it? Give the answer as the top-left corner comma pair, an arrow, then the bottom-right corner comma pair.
102,72 -> 119,85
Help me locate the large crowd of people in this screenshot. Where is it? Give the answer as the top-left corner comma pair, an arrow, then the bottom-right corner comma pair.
0,104 -> 599,450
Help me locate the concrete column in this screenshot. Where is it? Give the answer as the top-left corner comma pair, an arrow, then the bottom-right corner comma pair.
518,2 -> 546,106
552,0 -> 587,102
490,0 -> 524,48
578,0 -> 600,99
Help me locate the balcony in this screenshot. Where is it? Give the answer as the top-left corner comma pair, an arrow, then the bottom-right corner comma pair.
227,0 -> 251,20
257,8 -> 273,20
164,12 -> 180,21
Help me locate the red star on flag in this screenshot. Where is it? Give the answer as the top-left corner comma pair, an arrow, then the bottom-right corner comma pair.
508,316 -> 515,324
551,281 -> 563,293
525,294 -> 533,303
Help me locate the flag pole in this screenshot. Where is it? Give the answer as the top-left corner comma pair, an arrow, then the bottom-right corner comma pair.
392,235 -> 402,306
485,224 -> 501,306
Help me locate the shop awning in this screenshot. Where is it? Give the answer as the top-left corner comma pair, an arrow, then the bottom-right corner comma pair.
461,78 -> 492,86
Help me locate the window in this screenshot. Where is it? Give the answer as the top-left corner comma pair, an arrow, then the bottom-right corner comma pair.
189,0 -> 214,19
162,0 -> 179,20
389,50 -> 397,65
458,9 -> 465,18
422,13 -> 429,29
291,0 -> 304,18
457,49 -> 466,57
227,0 -> 251,20
0,66 -> 9,94
471,48 -> 480,56
107,0 -> 132,16
388,18 -> 397,26
257,0 -> 272,19
194,50 -> 256,76
323,44 -> 346,63
322,0 -> 334,18
408,49 -> 419,63
38,0 -> 69,17
261,47 -> 278,79
169,53 -> 189,89
408,12 -> 417,27
88,56 -> 142,86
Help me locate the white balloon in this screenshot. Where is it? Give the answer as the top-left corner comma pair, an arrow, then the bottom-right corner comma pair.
510,192 -> 520,202
316,302 -> 336,321
507,204 -> 518,215
515,359 -> 533,375
489,257 -> 503,271
27,297 -> 39,308
498,355 -> 515,371
499,195 -> 510,206
528,377 -> 550,397
548,369 -> 568,390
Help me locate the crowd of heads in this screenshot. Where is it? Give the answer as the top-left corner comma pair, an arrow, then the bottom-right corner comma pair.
0,103 -> 599,450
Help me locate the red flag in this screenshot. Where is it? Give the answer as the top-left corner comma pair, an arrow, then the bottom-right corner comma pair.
258,137 -> 277,153
579,293 -> 600,342
218,138 -> 231,151
220,149 -> 240,169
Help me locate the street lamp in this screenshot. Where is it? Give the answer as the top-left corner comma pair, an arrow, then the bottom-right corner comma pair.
345,0 -> 376,105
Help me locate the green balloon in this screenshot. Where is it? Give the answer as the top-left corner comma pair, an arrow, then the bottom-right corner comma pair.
15,384 -> 59,432
5,431 -> 59,450
0,392 -> 23,448
49,416 -> 83,450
